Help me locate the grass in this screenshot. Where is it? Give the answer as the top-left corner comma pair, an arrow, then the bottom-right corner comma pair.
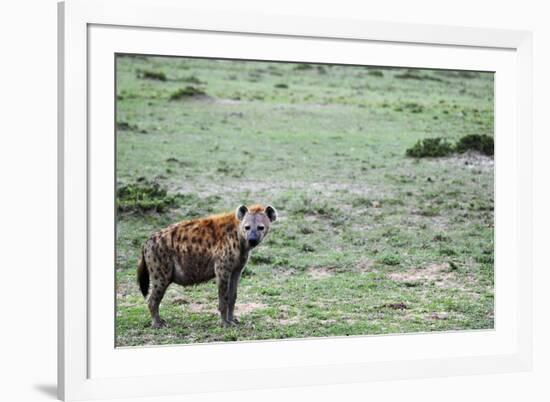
115,56 -> 494,347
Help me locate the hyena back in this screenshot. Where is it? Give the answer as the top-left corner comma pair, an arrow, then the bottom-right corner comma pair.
137,204 -> 277,328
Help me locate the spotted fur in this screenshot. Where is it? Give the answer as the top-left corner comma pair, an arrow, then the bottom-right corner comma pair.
137,204 -> 277,328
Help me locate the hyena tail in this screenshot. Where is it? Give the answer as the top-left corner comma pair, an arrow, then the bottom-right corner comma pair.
137,249 -> 149,298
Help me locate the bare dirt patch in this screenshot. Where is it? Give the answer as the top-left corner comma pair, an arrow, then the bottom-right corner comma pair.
173,180 -> 373,200
439,152 -> 494,170
276,305 -> 300,325
306,266 -> 334,279
236,302 -> 268,314
278,317 -> 300,326
183,302 -> 267,315
388,262 -> 457,288
428,311 -> 450,320
354,257 -> 376,273
215,98 -> 245,105
186,303 -> 214,314
273,267 -> 297,278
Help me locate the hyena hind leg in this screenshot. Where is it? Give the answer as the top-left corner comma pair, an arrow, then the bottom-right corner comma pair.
148,279 -> 170,329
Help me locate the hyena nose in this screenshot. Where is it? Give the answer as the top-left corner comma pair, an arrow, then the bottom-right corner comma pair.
248,238 -> 259,248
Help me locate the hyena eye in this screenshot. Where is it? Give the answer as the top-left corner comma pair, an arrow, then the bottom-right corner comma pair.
244,225 -> 251,230
258,225 -> 265,231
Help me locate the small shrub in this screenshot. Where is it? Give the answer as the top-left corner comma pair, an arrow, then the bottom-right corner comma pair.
406,137 -> 455,158
274,83 -> 289,89
406,134 -> 494,158
116,121 -> 137,131
116,181 -> 181,213
455,134 -> 494,156
367,70 -> 384,77
169,86 -> 206,100
378,253 -> 401,266
137,70 -> 167,81
294,63 -> 314,70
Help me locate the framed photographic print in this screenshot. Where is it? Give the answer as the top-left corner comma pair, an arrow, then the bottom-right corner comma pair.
58,0 -> 533,400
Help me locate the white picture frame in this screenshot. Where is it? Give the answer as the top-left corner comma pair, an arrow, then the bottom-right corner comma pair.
58,0 -> 533,400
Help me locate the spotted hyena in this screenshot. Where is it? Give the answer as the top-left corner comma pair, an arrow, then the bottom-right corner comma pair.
137,204 -> 277,328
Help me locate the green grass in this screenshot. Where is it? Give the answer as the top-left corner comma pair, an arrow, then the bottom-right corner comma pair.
115,55 -> 494,347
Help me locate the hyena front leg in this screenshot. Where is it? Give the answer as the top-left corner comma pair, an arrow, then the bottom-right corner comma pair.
227,269 -> 242,325
216,266 -> 233,327
148,275 -> 170,329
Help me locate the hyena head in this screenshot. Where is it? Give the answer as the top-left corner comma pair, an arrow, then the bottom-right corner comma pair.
235,204 -> 277,249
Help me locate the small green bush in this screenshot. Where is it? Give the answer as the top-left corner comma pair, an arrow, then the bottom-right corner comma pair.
367,70 -> 384,77
406,134 -> 494,158
406,137 -> 455,158
274,83 -> 289,89
169,86 -> 206,100
116,181 -> 181,213
116,121 -> 137,131
378,253 -> 401,266
138,70 -> 167,81
294,63 -> 314,71
455,134 -> 494,156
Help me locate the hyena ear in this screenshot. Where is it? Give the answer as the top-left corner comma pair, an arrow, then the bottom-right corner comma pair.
265,205 -> 278,222
236,205 -> 248,221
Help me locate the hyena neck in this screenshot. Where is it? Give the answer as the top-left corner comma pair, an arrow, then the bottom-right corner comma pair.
240,241 -> 254,270
238,236 -> 251,256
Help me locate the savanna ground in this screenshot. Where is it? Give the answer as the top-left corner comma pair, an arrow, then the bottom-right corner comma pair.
115,55 -> 494,347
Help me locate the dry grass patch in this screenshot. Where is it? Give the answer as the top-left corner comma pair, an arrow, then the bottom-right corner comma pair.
181,302 -> 268,315
306,266 -> 334,279
273,267 -> 298,278
237,302 -> 268,314
279,317 -> 300,326
354,257 -> 376,273
388,262 -> 458,288
427,311 -> 450,320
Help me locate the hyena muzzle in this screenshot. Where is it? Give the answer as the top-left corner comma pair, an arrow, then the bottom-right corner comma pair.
137,204 -> 277,328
